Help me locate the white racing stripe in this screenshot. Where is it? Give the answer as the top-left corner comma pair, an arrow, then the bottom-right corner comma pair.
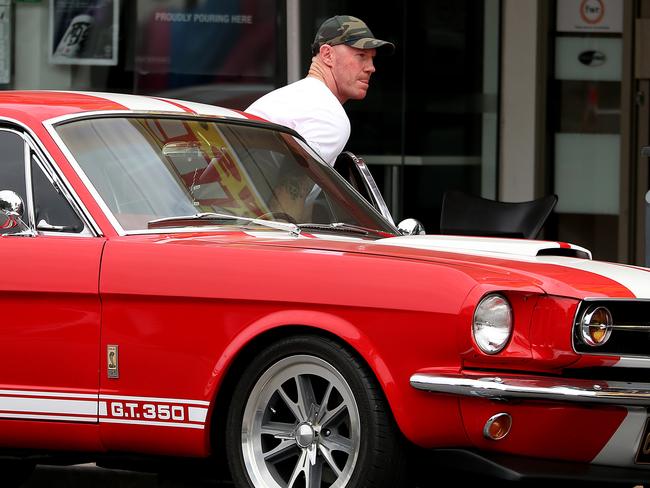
0,389 -> 209,430
100,418 -> 204,430
156,98 -> 246,119
374,234 -> 590,258
0,413 -> 96,423
99,394 -> 209,405
0,389 -> 96,399
0,396 -> 96,415
591,407 -> 650,467
613,357 -> 650,368
62,91 -> 187,112
188,407 -> 208,423
374,235 -> 650,298
536,257 -> 650,299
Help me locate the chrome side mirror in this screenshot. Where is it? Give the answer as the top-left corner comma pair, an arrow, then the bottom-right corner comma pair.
0,189 -> 24,218
397,218 -> 426,235
0,190 -> 33,235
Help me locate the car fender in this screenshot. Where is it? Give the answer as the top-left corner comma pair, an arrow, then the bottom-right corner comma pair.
207,308 -> 467,447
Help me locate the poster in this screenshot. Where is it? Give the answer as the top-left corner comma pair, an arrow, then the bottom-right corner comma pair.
135,1 -> 277,79
49,0 -> 119,65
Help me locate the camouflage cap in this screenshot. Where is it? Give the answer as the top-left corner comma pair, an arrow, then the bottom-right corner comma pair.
311,15 -> 395,55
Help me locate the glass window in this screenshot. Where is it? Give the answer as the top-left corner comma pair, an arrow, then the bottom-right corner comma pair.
0,131 -> 27,233
549,6 -> 623,261
31,157 -> 84,233
55,117 -> 397,236
0,131 -> 26,200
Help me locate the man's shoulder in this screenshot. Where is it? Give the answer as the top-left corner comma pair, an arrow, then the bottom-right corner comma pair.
246,78 -> 344,119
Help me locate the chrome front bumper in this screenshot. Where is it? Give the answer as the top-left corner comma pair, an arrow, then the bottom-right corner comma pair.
410,373 -> 650,406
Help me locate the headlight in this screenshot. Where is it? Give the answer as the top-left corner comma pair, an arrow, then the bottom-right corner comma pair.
580,305 -> 612,346
473,294 -> 513,354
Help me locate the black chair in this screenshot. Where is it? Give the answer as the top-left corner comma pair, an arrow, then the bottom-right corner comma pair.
439,191 -> 558,239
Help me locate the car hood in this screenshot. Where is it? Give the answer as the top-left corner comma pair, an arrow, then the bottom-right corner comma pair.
117,230 -> 650,300
243,232 -> 650,300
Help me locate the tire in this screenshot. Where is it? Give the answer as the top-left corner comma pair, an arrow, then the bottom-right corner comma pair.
225,335 -> 406,488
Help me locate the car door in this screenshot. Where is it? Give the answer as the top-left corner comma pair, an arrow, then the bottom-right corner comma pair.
0,128 -> 103,431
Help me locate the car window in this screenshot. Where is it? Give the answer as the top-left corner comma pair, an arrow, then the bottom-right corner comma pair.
0,130 -> 27,234
55,117 -> 397,235
31,156 -> 84,233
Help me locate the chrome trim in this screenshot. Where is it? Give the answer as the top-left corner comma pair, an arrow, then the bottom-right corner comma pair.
410,372 -> 650,406
24,136 -> 35,228
579,305 -> 612,346
572,298 -> 650,357
582,297 -> 650,303
609,324 -> 650,331
350,153 -> 394,223
483,412 -> 512,440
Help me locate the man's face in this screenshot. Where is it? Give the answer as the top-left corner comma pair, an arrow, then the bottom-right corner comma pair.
330,45 -> 376,102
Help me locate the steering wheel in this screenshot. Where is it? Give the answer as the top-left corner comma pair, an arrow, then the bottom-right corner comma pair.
256,211 -> 298,224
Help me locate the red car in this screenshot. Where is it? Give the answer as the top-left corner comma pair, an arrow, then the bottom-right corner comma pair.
1,91 -> 649,487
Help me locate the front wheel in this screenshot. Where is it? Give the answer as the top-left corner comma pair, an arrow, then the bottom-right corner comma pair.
226,335 -> 406,488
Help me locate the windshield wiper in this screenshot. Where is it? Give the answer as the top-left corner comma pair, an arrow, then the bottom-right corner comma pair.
298,222 -> 384,237
148,212 -> 300,236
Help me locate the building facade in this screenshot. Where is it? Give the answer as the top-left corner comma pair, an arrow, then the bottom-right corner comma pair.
6,0 -> 650,264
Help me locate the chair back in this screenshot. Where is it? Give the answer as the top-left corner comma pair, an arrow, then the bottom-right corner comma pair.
439,191 -> 558,239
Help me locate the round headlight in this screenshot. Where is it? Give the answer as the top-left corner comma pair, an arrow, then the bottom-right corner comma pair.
472,294 -> 513,354
580,305 -> 612,346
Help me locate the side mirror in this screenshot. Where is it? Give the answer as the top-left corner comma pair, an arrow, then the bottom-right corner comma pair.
0,190 -> 33,235
0,189 -> 24,218
397,218 -> 426,235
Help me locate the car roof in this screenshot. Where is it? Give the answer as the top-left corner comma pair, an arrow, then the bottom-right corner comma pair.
0,90 -> 251,123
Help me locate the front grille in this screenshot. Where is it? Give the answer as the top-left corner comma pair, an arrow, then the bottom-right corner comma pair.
564,367 -> 650,383
573,299 -> 650,357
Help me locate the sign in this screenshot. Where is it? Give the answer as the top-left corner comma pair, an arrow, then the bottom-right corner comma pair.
555,37 -> 622,81
49,0 -> 119,65
556,0 -> 623,33
134,0 -> 277,78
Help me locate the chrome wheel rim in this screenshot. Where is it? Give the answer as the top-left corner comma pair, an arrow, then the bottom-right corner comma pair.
241,355 -> 361,488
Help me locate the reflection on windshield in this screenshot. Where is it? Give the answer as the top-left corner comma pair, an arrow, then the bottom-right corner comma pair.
55,117 -> 396,236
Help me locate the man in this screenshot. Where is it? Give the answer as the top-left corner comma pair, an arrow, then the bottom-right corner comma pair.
246,15 -> 394,166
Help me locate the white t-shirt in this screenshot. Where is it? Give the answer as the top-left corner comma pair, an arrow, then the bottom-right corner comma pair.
246,77 -> 350,166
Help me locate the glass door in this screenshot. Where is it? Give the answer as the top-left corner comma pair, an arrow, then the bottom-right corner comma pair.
549,0 -> 626,262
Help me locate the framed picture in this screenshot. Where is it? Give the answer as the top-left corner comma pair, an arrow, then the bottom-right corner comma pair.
49,0 -> 119,65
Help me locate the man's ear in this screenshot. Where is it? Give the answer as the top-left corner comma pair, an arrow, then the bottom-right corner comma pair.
319,44 -> 335,67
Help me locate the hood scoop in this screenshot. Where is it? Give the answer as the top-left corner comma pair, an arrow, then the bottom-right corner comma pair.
373,235 -> 592,260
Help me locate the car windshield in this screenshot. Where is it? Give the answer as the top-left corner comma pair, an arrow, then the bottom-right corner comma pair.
54,117 -> 397,236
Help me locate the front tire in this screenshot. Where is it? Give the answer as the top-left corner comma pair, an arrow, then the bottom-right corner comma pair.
226,335 -> 405,488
